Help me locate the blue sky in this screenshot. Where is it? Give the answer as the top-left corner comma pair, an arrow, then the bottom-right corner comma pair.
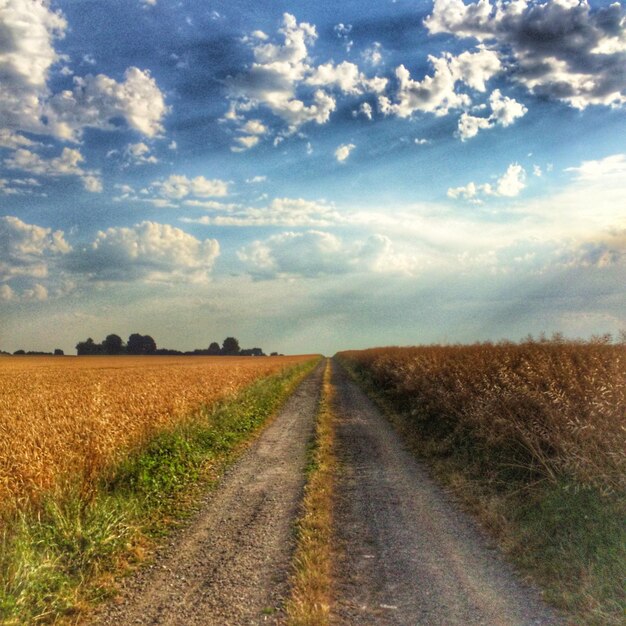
1,0 -> 625,355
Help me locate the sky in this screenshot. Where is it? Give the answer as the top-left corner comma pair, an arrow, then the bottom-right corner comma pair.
0,0 -> 625,355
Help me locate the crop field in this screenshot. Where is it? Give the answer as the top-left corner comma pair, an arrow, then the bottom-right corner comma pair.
0,355 -> 311,516
339,340 -> 626,491
338,340 -> 626,623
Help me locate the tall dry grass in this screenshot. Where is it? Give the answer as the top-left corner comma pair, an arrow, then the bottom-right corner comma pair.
0,355 -> 311,515
339,339 -> 625,491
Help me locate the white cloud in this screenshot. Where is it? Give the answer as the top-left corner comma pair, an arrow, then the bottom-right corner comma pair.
125,142 -> 158,165
47,68 -> 168,141
226,13 -> 387,145
359,102 -> 373,120
152,174 -> 230,199
379,47 -> 501,118
0,215 -> 70,299
448,163 -> 526,200
238,230 -> 415,278
565,154 -> 626,182
363,42 -> 383,67
66,222 -> 220,283
0,2 -> 168,141
559,229 -> 626,270
4,147 -> 102,192
246,175 -> 267,184
0,130 -> 39,149
0,0 -> 67,133
335,143 -> 355,162
183,197 -> 342,228
425,0 -> 626,109
496,163 -> 526,197
458,89 -> 527,140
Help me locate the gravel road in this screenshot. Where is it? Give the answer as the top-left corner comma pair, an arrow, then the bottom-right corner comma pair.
331,359 -> 563,626
93,362 -> 323,626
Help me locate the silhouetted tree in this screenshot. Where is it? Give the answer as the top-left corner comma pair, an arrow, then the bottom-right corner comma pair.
76,337 -> 102,355
54,349 -> 64,356
221,337 -> 240,355
207,342 -> 221,355
103,334 -> 124,355
127,333 -> 157,354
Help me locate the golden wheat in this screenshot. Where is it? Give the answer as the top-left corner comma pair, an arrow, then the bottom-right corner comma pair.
339,341 -> 626,491
0,355 -> 311,514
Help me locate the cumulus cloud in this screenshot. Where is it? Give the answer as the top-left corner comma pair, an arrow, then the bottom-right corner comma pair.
457,89 -> 527,140
358,102 -> 373,120
560,229 -> 626,269
0,215 -> 70,300
66,222 -> 220,283
0,0 -> 67,133
425,0 -> 626,109
0,130 -> 39,150
4,147 -> 102,192
565,153 -> 626,182
46,68 -> 168,141
379,47 -> 501,118
226,13 -> 387,145
0,0 -> 167,146
448,163 -> 526,200
335,143 -> 355,162
152,174 -> 230,199
124,142 -> 159,165
238,230 -> 414,278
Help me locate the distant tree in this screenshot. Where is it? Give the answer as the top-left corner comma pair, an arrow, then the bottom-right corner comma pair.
13,349 -> 25,355
221,337 -> 240,355
207,342 -> 221,355
127,333 -> 157,355
143,335 -> 156,354
54,349 -> 64,356
76,337 -> 102,355
103,334 -> 124,355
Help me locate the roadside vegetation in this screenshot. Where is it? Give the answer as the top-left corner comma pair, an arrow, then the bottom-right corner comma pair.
286,359 -> 336,626
338,337 -> 625,625
0,357 -> 318,624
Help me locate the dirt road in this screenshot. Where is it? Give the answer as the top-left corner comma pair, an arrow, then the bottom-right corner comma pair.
331,360 -> 562,625
94,362 -> 323,626
93,358 -> 562,625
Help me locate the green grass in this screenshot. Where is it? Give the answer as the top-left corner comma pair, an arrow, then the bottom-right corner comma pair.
337,356 -> 626,626
0,358 -> 319,625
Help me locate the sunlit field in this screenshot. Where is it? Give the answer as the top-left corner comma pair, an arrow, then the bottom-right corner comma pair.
0,355 -> 311,515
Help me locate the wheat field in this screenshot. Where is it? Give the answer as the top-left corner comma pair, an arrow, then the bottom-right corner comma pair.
339,340 -> 626,491
0,355 -> 310,515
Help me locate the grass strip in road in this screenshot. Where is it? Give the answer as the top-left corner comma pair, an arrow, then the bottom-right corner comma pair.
0,358 -> 319,626
286,359 -> 336,626
337,355 -> 625,626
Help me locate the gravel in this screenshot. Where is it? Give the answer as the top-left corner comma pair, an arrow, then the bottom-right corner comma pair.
92,362 -> 323,626
331,359 -> 564,626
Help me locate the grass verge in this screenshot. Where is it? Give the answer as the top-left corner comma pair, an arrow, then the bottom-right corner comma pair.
285,359 -> 336,626
0,358 -> 319,625
336,356 -> 625,626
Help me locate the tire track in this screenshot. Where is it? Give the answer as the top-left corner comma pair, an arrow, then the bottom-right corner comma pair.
93,361 -> 323,626
331,359 -> 563,625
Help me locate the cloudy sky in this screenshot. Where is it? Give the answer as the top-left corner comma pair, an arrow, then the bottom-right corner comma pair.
1,0 -> 625,355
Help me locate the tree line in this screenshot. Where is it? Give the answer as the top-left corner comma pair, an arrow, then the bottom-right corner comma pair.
75,334 -> 273,356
